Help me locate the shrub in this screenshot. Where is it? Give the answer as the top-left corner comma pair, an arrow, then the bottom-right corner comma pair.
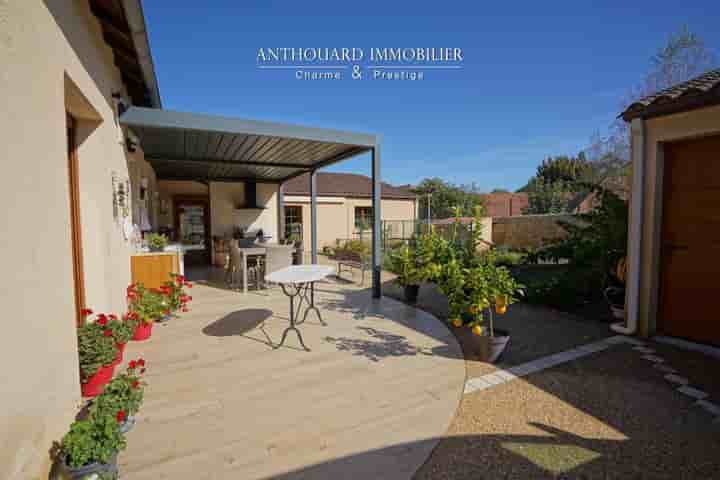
77,323 -> 117,382
531,185 -> 628,305
60,414 -> 126,468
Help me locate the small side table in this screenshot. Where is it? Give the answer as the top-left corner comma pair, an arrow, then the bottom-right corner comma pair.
265,265 -> 333,351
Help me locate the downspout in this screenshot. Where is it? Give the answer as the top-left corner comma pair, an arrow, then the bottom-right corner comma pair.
611,118 -> 644,335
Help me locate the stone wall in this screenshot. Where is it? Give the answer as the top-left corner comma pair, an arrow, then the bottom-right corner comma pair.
492,214 -> 578,249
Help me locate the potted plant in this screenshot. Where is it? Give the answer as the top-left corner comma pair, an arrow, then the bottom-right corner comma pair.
433,207 -> 523,363
127,283 -> 165,340
89,359 -> 147,434
160,273 -> 193,317
389,245 -> 422,302
145,232 -> 168,252
58,414 -> 126,479
77,322 -> 118,397
604,256 -> 627,320
97,313 -> 134,366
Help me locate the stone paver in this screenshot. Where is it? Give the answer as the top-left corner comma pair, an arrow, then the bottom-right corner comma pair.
664,374 -> 689,385
654,364 -> 677,373
641,354 -> 665,363
463,336 -> 639,395
696,400 -> 720,416
677,386 -> 709,400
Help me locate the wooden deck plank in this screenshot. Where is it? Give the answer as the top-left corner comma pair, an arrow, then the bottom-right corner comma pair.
119,279 -> 464,479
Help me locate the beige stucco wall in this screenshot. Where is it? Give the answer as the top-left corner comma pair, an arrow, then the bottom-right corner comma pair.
284,196 -> 417,249
157,180 -> 209,228
0,1 -> 152,477
157,181 -> 280,246
632,104 -> 720,337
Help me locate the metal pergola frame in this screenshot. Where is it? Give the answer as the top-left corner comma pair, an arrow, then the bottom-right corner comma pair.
120,107 -> 383,297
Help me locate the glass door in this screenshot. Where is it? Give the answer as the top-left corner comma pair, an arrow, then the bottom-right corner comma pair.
174,197 -> 210,265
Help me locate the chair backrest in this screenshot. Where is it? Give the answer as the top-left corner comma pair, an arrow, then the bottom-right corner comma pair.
239,237 -> 260,248
229,241 -> 243,270
264,244 -> 294,275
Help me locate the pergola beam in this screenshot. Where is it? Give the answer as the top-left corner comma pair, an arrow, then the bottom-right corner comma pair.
310,170 -> 318,264
146,155 -> 314,170
156,175 -> 281,184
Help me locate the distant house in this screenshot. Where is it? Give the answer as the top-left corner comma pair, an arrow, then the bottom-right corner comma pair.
479,192 -> 529,217
283,172 -> 418,248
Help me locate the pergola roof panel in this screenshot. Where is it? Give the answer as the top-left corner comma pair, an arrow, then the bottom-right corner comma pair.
120,107 -> 377,183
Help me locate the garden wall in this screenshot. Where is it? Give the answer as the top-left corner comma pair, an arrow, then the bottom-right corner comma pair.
492,214 -> 578,249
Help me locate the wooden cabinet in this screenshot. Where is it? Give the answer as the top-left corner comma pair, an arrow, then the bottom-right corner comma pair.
131,253 -> 181,289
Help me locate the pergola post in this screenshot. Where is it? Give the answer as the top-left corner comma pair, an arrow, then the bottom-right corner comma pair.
371,145 -> 382,298
277,182 -> 285,243
310,169 -> 318,264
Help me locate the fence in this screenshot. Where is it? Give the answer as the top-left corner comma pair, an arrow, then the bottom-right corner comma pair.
491,214 -> 579,250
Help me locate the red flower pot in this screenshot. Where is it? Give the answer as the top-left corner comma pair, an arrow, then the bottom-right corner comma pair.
111,343 -> 126,366
132,322 -> 153,341
81,364 -> 115,397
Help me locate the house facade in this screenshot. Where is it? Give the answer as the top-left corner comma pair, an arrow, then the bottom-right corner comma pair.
283,172 -> 418,249
619,68 -> 720,347
1,2 -> 383,477
0,1 -> 163,476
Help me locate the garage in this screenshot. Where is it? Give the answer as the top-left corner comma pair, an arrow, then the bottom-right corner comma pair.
659,135 -> 720,345
619,68 -> 720,345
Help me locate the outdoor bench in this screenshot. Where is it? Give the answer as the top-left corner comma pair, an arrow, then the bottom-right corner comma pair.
332,250 -> 368,284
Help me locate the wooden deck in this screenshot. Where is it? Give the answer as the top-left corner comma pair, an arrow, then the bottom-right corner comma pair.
119,278 -> 465,479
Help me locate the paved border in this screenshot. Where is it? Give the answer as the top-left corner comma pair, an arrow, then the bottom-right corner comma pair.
464,335 -> 644,394
653,335 -> 720,360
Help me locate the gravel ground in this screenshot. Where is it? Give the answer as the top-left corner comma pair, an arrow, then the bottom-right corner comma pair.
383,280 -> 613,378
648,341 -> 720,400
415,345 -> 720,479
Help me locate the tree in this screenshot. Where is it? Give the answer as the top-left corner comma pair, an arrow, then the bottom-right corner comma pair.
413,178 -> 485,220
606,25 -> 717,161
523,177 -> 572,214
535,153 -> 593,185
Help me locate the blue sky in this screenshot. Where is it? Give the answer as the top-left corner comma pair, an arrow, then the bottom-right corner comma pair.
142,1 -> 719,191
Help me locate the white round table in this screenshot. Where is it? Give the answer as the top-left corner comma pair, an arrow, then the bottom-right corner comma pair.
265,265 -> 333,351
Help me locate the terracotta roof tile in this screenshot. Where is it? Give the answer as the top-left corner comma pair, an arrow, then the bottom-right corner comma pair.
621,68 -> 720,120
283,172 -> 416,199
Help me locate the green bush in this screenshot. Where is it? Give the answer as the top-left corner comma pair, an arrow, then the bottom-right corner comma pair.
61,414 -> 126,468
77,323 -> 117,382
90,360 -> 146,420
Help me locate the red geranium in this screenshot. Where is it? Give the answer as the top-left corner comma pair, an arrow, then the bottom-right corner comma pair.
128,360 -> 137,369
97,316 -> 108,327
103,329 -> 113,337
137,358 -> 145,367
80,308 -> 93,317
132,380 -> 140,389
116,410 -> 126,423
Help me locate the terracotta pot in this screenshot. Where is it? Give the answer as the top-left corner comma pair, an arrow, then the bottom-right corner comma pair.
132,321 -> 153,341
61,451 -> 118,480
454,328 -> 510,364
81,364 -> 115,397
111,342 -> 126,366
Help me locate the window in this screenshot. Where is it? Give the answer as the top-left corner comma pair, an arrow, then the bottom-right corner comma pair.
284,205 -> 303,240
354,206 -> 373,230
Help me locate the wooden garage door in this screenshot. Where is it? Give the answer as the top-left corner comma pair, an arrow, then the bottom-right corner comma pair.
659,135 -> 720,346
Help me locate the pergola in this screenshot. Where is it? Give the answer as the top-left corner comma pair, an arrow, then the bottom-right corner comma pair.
120,106 -> 383,297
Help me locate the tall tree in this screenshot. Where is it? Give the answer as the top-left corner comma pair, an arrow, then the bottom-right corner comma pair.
605,25 -> 718,161
413,178 -> 485,220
